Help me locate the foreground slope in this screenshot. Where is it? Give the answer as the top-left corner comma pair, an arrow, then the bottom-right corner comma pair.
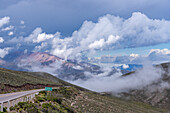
9,86 -> 170,113
0,67 -> 170,112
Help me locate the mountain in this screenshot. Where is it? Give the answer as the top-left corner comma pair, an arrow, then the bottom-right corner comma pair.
89,49 -> 170,64
0,67 -> 169,113
118,62 -> 170,110
0,52 -> 104,80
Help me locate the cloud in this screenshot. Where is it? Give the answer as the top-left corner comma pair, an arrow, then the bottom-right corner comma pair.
8,31 -> 14,36
33,33 -> 54,43
130,53 -> 139,58
89,39 -> 105,49
72,65 -> 84,70
122,64 -> 129,69
0,37 -> 4,43
106,35 -> 120,45
2,12 -> 170,61
17,58 -> 62,75
0,48 -> 11,58
72,63 -> 163,92
48,12 -> 170,59
147,48 -> 170,63
149,48 -> 170,55
1,25 -> 14,31
0,17 -> 10,28
24,27 -> 42,42
20,20 -> 24,24
88,35 -> 120,49
91,48 -> 170,64
34,42 -> 47,52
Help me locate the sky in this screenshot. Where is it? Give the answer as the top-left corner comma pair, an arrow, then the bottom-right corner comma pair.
0,0 -> 170,59
1,0 -> 170,36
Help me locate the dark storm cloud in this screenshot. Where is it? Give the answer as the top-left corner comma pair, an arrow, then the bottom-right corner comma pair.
0,0 -> 170,36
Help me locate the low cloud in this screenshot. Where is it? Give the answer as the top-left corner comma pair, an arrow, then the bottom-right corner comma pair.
122,64 -> 129,69
17,58 -> 62,75
71,63 -> 163,93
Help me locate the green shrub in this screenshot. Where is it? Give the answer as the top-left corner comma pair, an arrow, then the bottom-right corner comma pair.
53,97 -> 62,104
18,108 -> 22,113
17,102 -> 38,113
42,103 -> 51,108
39,91 -> 47,95
36,96 -> 46,102
26,107 -> 38,113
10,106 -> 16,111
3,107 -> 7,112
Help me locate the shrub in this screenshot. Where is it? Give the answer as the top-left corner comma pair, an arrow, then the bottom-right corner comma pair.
42,103 -> 51,108
18,108 -> 22,113
26,107 -> 38,113
53,97 -> 62,104
10,106 -> 16,111
36,96 -> 45,102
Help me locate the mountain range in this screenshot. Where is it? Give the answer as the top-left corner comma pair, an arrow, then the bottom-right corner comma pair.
89,48 -> 170,64
0,52 -> 104,80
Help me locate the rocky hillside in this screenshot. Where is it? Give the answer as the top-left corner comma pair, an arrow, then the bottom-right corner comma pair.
8,86 -> 170,113
119,62 -> 170,110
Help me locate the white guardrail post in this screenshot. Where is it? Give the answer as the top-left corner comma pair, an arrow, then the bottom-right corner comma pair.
1,102 -> 3,112
7,101 -> 10,111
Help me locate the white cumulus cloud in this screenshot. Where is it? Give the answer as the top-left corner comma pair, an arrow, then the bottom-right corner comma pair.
24,27 -> 42,42
33,33 -> 54,43
34,42 -> 48,52
8,31 -> 14,36
149,48 -> 170,55
3,12 -> 170,60
106,35 -> 120,45
0,37 -> 4,43
0,48 -> 11,58
1,25 -> 14,31
122,64 -> 129,69
89,39 -> 105,49
0,17 -> 10,28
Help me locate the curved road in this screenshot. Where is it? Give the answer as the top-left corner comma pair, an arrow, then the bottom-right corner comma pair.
0,89 -> 44,103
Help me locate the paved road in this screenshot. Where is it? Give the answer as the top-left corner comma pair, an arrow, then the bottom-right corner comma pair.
0,89 -> 44,103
